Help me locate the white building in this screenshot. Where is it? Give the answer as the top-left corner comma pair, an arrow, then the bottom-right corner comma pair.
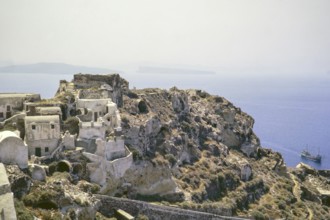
0,93 -> 40,122
76,98 -> 119,124
0,131 -> 28,169
75,94 -> 132,184
77,98 -> 121,140
24,115 -> 61,157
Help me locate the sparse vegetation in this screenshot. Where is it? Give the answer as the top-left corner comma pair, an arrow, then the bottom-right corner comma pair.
63,116 -> 79,135
3,75 -> 329,220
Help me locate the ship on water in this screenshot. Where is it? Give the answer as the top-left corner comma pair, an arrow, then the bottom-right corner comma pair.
301,148 -> 322,163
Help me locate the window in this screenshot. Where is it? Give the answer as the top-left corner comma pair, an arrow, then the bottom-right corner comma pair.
51,124 -> 55,129
45,147 -> 49,152
32,125 -> 36,130
35,147 -> 41,157
0,112 -> 3,118
6,105 -> 10,111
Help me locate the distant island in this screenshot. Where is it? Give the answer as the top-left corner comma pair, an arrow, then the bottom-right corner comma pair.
138,66 -> 216,75
0,62 -> 117,74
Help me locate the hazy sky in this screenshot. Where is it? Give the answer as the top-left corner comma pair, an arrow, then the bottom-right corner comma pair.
0,0 -> 329,75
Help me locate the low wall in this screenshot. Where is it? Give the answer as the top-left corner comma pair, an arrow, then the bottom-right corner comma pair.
96,196 -> 249,220
0,163 -> 17,220
106,148 -> 133,178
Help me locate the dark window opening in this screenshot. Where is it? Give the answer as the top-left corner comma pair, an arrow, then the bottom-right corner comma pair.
0,112 -> 3,118
45,147 -> 49,152
35,147 -> 41,157
6,106 -> 10,111
51,124 -> 55,129
32,125 -> 36,130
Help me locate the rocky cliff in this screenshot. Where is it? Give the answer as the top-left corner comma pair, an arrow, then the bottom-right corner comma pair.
8,74 -> 330,219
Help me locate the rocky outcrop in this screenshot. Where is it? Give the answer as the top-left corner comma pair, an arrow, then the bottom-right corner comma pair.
5,165 -> 31,199
22,172 -> 101,219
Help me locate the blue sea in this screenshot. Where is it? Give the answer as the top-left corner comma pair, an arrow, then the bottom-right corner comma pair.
1,72 -> 329,170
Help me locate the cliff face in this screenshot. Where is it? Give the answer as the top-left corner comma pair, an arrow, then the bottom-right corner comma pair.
114,84 -> 329,219
121,88 -> 259,158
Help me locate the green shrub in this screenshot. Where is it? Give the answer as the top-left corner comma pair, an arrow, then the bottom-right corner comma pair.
23,185 -> 63,209
251,210 -> 269,220
165,154 -> 177,167
63,117 -> 79,135
14,199 -> 34,220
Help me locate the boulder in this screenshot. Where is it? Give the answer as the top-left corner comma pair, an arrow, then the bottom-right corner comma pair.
30,164 -> 47,182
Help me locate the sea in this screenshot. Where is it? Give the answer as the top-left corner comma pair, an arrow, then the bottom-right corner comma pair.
1,72 -> 329,170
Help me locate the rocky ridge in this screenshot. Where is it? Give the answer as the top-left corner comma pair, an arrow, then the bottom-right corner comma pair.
3,74 -> 330,219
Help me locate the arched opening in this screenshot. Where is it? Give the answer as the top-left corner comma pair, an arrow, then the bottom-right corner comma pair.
138,100 -> 148,113
57,160 -> 71,173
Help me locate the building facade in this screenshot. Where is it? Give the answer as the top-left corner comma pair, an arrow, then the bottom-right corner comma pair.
24,115 -> 61,157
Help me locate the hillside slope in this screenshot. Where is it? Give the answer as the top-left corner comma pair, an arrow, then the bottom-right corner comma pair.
6,74 -> 330,219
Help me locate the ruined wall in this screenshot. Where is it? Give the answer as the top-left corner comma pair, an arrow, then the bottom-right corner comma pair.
105,138 -> 126,160
83,147 -> 133,182
78,122 -> 106,140
97,196 -> 243,220
61,131 -> 76,150
105,149 -> 133,178
0,93 -> 40,121
76,98 -> 118,124
73,74 -> 128,107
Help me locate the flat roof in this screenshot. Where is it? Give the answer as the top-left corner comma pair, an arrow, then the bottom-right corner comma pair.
0,93 -> 39,98
25,115 -> 60,123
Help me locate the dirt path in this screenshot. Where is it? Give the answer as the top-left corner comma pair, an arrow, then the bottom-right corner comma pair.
289,173 -> 313,220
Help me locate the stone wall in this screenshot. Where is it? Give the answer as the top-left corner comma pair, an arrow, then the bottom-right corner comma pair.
73,74 -> 128,107
97,196 -> 247,220
27,139 -> 60,157
25,116 -> 61,156
78,122 -> 106,140
0,163 -> 17,220
83,146 -> 133,183
105,148 -> 133,178
0,93 -> 40,122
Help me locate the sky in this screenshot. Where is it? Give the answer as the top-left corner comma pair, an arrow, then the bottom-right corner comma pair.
0,0 -> 330,76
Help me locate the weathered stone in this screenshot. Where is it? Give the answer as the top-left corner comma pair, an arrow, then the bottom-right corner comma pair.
0,131 -> 28,169
5,165 -> 31,199
240,163 -> 252,181
296,163 -> 318,176
29,164 -> 47,181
